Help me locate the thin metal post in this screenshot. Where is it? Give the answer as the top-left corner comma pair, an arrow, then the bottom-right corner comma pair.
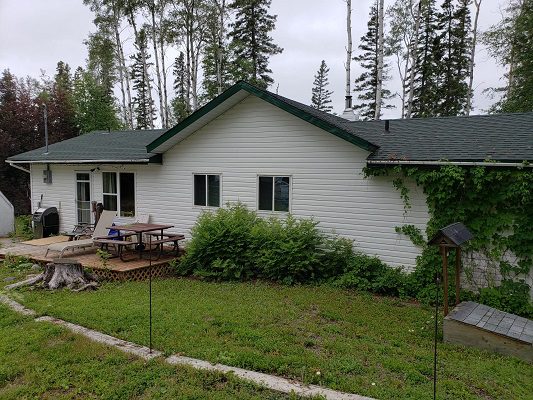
149,233 -> 152,353
441,246 -> 449,316
43,103 -> 49,154
434,273 -> 440,400
455,247 -> 461,306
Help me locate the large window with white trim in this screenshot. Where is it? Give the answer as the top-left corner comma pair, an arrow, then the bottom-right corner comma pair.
258,176 -> 290,212
193,174 -> 220,207
103,172 -> 135,216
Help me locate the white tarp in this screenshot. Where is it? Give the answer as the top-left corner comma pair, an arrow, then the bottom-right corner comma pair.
0,191 -> 14,237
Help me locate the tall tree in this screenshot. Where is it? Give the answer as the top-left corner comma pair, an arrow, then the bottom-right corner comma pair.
435,0 -> 472,116
171,52 -> 190,123
73,67 -> 122,133
353,3 -> 394,120
386,0 -> 419,118
48,61 -> 79,142
466,0 -> 482,115
345,0 -> 353,112
201,0 -> 231,102
311,60 -> 334,112
375,0 -> 386,119
410,0 -> 440,117
500,0 -> 533,112
130,28 -> 156,129
484,0 -> 532,113
83,0 -> 134,128
228,0 -> 283,88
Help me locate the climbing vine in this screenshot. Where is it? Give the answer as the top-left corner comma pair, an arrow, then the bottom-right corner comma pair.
365,164 -> 533,316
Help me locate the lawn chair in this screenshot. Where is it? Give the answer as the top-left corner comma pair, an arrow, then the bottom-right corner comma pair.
45,210 -> 117,258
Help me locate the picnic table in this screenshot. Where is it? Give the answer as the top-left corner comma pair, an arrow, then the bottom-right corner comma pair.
98,223 -> 177,261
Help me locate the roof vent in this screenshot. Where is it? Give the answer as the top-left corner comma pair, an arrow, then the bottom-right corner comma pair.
385,120 -> 390,132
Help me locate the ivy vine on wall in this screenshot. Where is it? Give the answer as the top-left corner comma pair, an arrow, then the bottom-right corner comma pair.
364,164 -> 533,316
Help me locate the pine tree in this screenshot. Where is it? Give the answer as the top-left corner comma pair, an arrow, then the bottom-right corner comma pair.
49,61 -> 79,141
171,52 -> 189,123
499,0 -> 533,113
130,28 -> 155,129
201,0 -> 231,103
73,67 -> 121,134
410,0 -> 441,118
311,60 -> 334,112
435,0 -> 472,116
228,0 -> 283,89
352,4 -> 393,120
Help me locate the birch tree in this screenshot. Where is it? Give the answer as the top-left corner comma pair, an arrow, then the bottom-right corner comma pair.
375,0 -> 385,119
386,0 -> 418,118
466,0 -> 482,115
345,0 -> 353,109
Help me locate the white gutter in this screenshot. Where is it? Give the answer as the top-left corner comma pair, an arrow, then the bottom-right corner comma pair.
7,161 -> 30,173
7,159 -> 151,164
367,160 -> 532,168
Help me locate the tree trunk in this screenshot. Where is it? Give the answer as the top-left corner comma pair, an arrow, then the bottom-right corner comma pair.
406,1 -> 422,118
345,0 -> 352,104
375,0 -> 385,120
466,0 -> 481,115
159,3 -> 170,128
217,0 -> 226,95
5,260 -> 98,291
150,2 -> 166,128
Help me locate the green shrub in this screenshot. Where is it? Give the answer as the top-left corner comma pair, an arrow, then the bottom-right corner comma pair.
2,254 -> 33,271
179,203 -> 351,283
178,204 -> 258,280
477,280 -> 533,318
331,253 -> 407,297
252,216 -> 324,284
10,215 -> 33,240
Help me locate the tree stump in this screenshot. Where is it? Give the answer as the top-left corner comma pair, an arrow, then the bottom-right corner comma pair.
5,259 -> 98,291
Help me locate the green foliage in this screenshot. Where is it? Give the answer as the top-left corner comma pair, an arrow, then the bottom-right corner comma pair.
477,280 -> 533,318
96,249 -> 111,268
310,60 -> 333,113
181,203 -> 349,284
331,253 -> 407,297
2,254 -> 32,271
10,215 -> 33,240
366,165 -> 533,316
395,224 -> 425,247
228,0 -> 283,88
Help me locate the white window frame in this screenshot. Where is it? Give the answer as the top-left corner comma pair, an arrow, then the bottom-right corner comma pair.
102,171 -> 136,217
257,175 -> 292,213
192,173 -> 222,208
75,171 -> 92,224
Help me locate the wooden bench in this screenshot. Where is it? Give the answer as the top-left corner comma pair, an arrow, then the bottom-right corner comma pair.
145,234 -> 185,260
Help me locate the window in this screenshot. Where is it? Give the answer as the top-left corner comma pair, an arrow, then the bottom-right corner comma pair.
76,173 -> 91,224
258,176 -> 290,212
102,172 -> 135,217
194,174 -> 220,207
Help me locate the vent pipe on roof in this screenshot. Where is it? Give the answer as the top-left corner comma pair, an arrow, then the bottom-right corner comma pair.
43,103 -> 49,154
342,96 -> 358,121
385,119 -> 390,132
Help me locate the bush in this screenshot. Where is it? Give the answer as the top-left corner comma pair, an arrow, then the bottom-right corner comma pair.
178,204 -> 258,280
331,253 -> 408,297
477,280 -> 533,318
180,203 -> 357,283
9,215 -> 33,240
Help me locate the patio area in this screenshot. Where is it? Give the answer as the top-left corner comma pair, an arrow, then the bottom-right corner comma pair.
0,237 -> 179,281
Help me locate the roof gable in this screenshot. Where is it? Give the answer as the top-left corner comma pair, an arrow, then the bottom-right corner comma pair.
146,81 -> 379,153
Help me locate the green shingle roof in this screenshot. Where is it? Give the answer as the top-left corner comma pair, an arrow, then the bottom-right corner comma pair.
7,129 -> 165,163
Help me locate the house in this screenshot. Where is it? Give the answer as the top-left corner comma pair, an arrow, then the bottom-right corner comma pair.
0,190 -> 14,237
6,81 -> 533,272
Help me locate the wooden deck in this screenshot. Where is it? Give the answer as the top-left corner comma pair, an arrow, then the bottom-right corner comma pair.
0,238 -> 179,281
444,301 -> 533,363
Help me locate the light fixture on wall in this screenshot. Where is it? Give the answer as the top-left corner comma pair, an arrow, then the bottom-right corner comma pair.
90,167 -> 101,172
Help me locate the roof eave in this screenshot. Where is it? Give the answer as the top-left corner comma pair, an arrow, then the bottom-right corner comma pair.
366,160 -> 532,168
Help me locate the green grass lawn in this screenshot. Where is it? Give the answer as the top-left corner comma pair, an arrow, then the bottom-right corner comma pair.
1,266 -> 531,400
0,305 -> 291,400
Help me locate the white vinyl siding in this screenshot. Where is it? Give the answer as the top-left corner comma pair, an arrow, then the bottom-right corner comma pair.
29,95 -> 430,270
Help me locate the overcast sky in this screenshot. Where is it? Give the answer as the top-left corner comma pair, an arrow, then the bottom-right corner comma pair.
0,0 -> 507,121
